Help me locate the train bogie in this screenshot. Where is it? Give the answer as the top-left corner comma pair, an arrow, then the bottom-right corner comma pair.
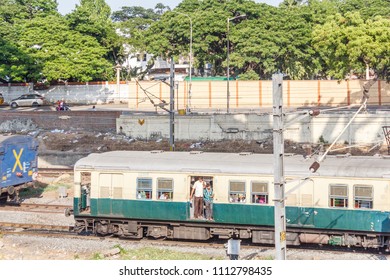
0,135 -> 38,203
71,151 -> 390,250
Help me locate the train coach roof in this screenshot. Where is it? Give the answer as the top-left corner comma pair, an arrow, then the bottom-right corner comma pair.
74,151 -> 390,179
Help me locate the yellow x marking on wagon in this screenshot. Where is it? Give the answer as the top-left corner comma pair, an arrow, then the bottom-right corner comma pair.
12,148 -> 24,172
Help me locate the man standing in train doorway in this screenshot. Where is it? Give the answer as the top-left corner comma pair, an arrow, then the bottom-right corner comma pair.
190,177 -> 205,219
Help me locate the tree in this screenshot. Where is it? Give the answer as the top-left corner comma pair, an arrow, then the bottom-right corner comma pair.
66,0 -> 121,63
110,5 -> 168,79
2,0 -> 58,21
144,0 -> 257,75
339,0 -> 390,19
312,12 -> 390,80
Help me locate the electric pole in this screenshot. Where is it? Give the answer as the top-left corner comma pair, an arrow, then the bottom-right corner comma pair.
272,73 -> 287,260
169,57 -> 175,151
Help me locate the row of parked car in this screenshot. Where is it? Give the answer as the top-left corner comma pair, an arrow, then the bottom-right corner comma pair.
0,93 -> 46,108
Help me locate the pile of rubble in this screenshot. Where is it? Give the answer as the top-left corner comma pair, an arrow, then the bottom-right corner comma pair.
36,130 -> 387,156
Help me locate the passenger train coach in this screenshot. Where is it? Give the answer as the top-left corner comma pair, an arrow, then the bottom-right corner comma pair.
69,151 -> 390,250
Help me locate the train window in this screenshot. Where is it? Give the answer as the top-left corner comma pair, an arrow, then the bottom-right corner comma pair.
229,181 -> 246,203
251,181 -> 268,204
329,184 -> 348,208
354,185 -> 373,209
157,178 -> 173,200
137,178 -> 152,200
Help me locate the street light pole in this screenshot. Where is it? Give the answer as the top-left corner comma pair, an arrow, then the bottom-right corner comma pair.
226,14 -> 246,114
115,63 -> 121,103
172,11 -> 192,114
227,17 -> 230,114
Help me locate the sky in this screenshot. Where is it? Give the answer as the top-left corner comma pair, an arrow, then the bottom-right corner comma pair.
57,0 -> 284,15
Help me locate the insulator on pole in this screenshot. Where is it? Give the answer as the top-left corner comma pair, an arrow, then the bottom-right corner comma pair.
309,109 -> 320,116
309,161 -> 320,173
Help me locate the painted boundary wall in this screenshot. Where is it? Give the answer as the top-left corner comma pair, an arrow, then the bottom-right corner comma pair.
1,80 -> 389,110
117,113 -> 390,145
129,80 -> 390,111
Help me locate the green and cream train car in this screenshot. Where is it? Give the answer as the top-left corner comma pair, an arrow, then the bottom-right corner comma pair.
69,151 -> 390,249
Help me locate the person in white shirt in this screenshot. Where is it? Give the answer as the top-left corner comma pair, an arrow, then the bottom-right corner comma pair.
190,177 -> 205,219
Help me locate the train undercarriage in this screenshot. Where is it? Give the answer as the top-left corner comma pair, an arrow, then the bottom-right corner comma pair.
74,217 -> 390,250
0,182 -> 35,204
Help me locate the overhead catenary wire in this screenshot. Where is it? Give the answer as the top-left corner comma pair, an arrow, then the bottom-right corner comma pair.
309,78 -> 377,172
317,99 -> 368,163
135,79 -> 169,111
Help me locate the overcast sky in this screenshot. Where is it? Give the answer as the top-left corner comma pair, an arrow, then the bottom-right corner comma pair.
57,0 -> 284,15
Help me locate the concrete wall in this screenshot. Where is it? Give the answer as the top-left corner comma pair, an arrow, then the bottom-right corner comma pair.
38,152 -> 89,168
117,113 -> 390,145
0,111 -> 121,132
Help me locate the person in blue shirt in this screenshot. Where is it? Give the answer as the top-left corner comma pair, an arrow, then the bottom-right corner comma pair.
203,182 -> 214,221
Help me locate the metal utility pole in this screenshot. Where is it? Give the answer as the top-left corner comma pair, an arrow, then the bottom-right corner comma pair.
169,57 -> 175,151
272,73 -> 287,260
226,17 -> 231,114
172,11 -> 192,114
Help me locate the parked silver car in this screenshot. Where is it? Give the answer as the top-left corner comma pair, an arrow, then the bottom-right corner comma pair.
10,94 -> 45,108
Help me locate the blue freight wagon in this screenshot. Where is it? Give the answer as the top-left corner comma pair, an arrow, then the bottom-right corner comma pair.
0,135 -> 39,203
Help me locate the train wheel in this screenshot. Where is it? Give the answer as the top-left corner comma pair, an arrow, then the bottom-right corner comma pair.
8,191 -> 20,204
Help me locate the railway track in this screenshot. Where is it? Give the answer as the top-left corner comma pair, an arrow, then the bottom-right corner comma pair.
38,167 -> 73,177
0,221 -> 72,232
0,220 -> 386,260
1,203 -> 70,214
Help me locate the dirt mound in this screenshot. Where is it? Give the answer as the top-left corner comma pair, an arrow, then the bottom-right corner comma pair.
37,131 -> 388,156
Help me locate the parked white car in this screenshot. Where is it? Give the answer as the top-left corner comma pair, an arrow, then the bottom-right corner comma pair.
10,94 -> 45,108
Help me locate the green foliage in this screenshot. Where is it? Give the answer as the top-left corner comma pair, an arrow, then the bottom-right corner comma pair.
0,0 -> 115,82
237,69 -> 259,80
19,182 -> 72,199
113,244 -> 127,255
312,12 -> 390,80
318,135 -> 328,144
0,0 -> 389,82
91,253 -> 104,260
0,0 -> 59,22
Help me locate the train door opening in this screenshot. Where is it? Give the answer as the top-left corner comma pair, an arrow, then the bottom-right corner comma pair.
188,175 -> 213,220
79,172 -> 91,213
